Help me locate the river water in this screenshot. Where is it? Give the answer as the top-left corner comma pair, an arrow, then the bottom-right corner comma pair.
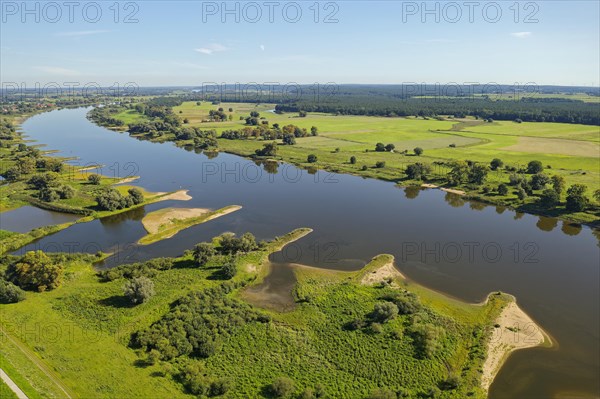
4,107 -> 599,398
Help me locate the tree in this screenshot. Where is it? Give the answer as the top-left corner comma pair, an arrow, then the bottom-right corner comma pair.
405,163 -> 432,180
193,242 -> 215,266
39,187 -> 60,202
551,175 -> 566,195
350,156 -> 357,164
490,158 -> 504,170
299,111 -> 307,117
3,167 -> 21,182
375,161 -> 386,169
414,147 -> 424,156
123,276 -> 155,304
539,189 -> 559,208
128,188 -> 144,205
307,154 -> 317,163
385,143 -> 395,152
448,161 -> 469,185
0,280 -> 26,303
255,142 -> 278,157
497,183 -> 509,196
527,160 -> 543,174
310,126 -> 318,136
516,187 -> 528,200
58,185 -> 75,199
530,173 -> 550,190
282,133 -> 296,145
28,172 -> 58,189
594,189 -> 600,203
371,302 -> 399,323
469,164 -> 488,185
221,261 -> 237,280
8,251 -> 63,292
88,174 -> 101,185
566,184 -> 589,212
270,377 -> 294,398
375,142 -> 386,152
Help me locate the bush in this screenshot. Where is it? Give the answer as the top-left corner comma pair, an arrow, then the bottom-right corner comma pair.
270,377 -> 294,398
414,147 -> 423,156
497,184 -> 509,196
123,276 -> 155,304
371,302 -> 399,323
530,173 -> 550,190
8,251 -> 63,292
193,242 -> 216,266
375,161 -> 386,169
307,154 -> 317,163
405,163 -> 432,180
539,189 -> 559,207
490,158 -> 504,170
218,232 -> 258,255
128,188 -> 144,205
221,261 -> 238,280
527,160 -> 543,174
566,184 -> 589,212
58,185 -> 75,199
350,156 -> 357,164
88,174 -> 101,185
0,279 -> 26,303
375,143 -> 385,152
39,187 -> 60,202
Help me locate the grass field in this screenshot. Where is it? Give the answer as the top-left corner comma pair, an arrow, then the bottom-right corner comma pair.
0,228 -> 510,398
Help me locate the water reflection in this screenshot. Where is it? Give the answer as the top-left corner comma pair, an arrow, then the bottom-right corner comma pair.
561,222 -> 582,236
444,192 -> 465,208
403,186 -> 420,199
536,216 -> 559,232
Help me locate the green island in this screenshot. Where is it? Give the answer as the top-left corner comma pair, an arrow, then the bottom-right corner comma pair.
0,227 -> 545,398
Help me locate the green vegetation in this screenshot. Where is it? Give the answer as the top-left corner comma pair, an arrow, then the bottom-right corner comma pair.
0,227 -> 508,398
99,101 -> 598,225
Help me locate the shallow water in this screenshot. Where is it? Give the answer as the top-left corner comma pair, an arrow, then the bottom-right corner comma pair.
1,206 -> 81,233
14,107 -> 600,398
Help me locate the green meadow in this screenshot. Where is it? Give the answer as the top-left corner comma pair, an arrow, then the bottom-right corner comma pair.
0,229 -> 507,398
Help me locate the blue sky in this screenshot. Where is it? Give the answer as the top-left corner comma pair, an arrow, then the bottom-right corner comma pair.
1,1 -> 599,87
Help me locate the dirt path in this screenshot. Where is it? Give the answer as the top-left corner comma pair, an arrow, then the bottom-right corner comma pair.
0,326 -> 74,399
0,368 -> 28,399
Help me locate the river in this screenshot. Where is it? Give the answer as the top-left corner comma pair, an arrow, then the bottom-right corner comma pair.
4,107 -> 599,398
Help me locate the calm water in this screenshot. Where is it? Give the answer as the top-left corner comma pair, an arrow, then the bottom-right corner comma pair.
13,108 -> 600,398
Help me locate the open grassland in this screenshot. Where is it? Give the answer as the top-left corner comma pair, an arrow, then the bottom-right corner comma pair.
0,229 -> 509,398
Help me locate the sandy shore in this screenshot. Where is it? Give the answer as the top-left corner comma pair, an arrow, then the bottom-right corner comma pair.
115,176 -> 140,185
142,207 -> 211,234
360,261 -> 406,286
152,189 -> 193,201
421,183 -> 466,196
481,301 -> 551,390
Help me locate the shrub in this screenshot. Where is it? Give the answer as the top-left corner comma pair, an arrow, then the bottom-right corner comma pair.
361,165 -> 368,171
414,147 -> 424,156
58,185 -> 75,199
497,184 -> 509,196
385,143 -> 395,152
0,280 -> 26,303
349,156 -> 357,164
128,188 -> 144,205
405,163 -> 432,180
270,377 -> 294,398
123,276 -> 155,304
530,173 -> 550,190
527,160 -> 543,174
375,142 -> 385,152
193,242 -> 216,266
221,261 -> 238,280
8,251 -> 63,292
371,301 -> 399,323
88,174 -> 102,185
307,154 -> 317,163
490,158 -> 504,170
539,189 -> 559,208
375,161 -> 386,169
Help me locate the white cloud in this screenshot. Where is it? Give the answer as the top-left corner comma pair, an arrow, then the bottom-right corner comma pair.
260,44 -> 265,51
195,43 -> 228,55
33,66 -> 82,76
511,32 -> 532,38
56,30 -> 112,37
